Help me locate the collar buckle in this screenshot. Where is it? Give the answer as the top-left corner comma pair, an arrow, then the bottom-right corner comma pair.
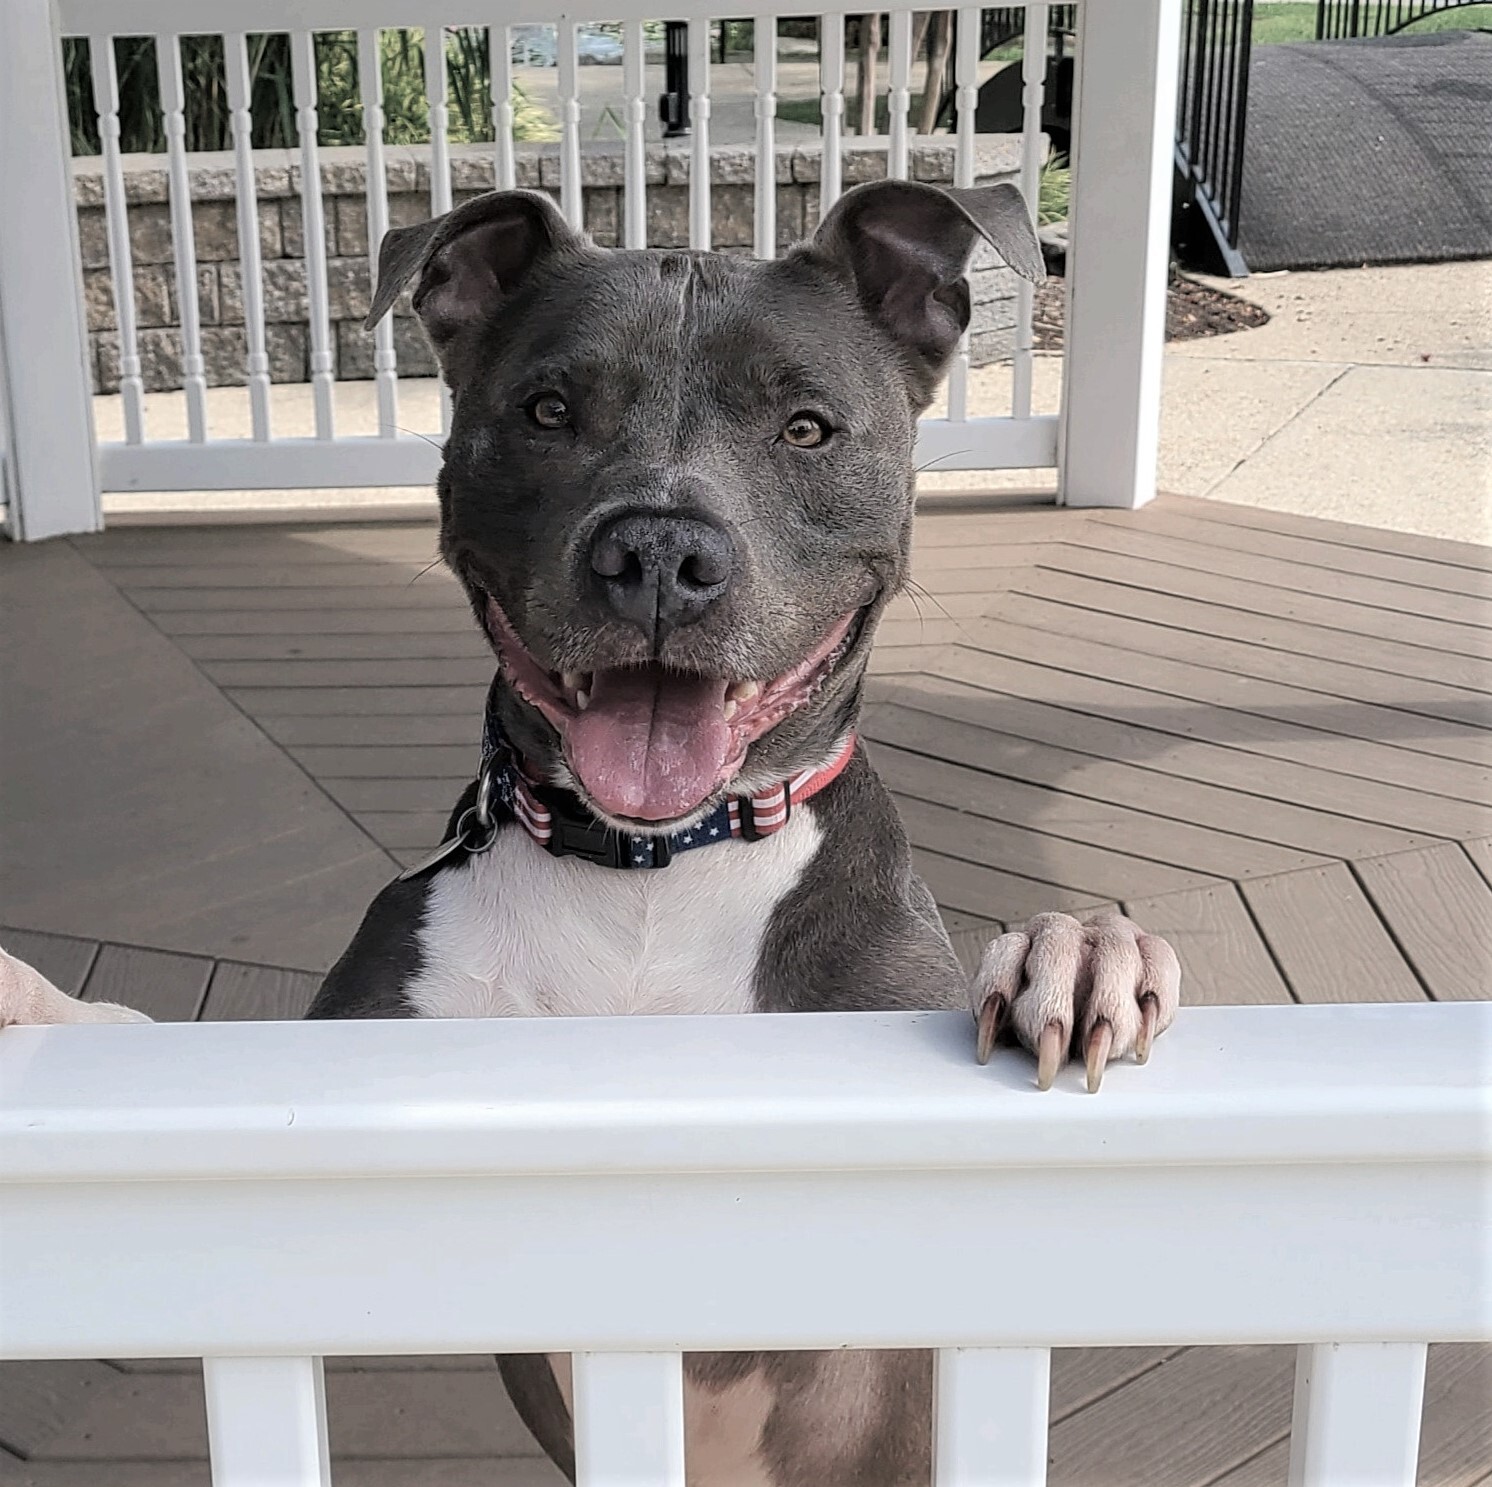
540,792 -> 673,869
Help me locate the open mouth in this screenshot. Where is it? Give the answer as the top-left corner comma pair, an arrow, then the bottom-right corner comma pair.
478,594 -> 862,824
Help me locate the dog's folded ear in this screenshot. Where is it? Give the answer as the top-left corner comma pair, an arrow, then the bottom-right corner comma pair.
364,189 -> 585,364
808,180 -> 1044,399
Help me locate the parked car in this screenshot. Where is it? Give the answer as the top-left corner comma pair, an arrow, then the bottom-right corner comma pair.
510,25 -> 624,67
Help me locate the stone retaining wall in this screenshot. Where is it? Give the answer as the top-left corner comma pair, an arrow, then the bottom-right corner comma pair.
73,137 -> 1025,394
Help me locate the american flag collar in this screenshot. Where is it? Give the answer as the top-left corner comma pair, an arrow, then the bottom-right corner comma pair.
481,687 -> 857,871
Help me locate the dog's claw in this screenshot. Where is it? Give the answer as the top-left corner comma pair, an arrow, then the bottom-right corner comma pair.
1136,993 -> 1160,1064
1036,1021 -> 1065,1091
1083,1019 -> 1113,1094
975,996 -> 1006,1065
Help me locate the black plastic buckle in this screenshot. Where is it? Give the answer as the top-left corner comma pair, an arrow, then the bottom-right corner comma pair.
541,792 -> 673,870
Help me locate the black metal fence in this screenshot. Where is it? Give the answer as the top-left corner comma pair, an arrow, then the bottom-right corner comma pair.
1316,0 -> 1490,38
1173,0 -> 1254,275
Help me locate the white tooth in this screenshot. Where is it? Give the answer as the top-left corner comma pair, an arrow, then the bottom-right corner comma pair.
561,671 -> 583,691
723,700 -> 739,722
729,679 -> 761,703
576,690 -> 590,711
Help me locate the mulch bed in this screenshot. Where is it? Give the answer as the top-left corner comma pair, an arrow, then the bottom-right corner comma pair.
1032,269 -> 1271,352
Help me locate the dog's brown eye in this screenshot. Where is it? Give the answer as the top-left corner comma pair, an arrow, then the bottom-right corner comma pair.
783,412 -> 830,448
529,393 -> 570,429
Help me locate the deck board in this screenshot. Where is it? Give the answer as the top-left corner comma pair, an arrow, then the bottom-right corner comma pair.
1354,846 -> 1492,1002
870,678 -> 1431,860
928,646 -> 1488,839
1027,548 -> 1492,688
865,703 -> 1330,880
201,961 -> 324,1021
962,615 -> 1492,804
80,944 -> 214,1023
1118,885 -> 1295,1006
1060,523 -> 1492,631
1095,506 -> 1492,600
1159,492 -> 1492,572
0,930 -> 98,996
985,585 -> 1492,749
1046,1345 -> 1295,1487
0,493 -> 1485,1485
997,564 -> 1492,707
1240,864 -> 1430,1004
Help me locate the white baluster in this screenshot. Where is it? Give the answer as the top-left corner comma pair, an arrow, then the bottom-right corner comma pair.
1012,2 -> 1048,420
203,1356 -> 331,1487
572,1352 -> 686,1487
945,6 -> 980,422
887,9 -> 912,179
688,20 -> 712,249
224,32 -> 271,441
623,19 -> 647,248
88,34 -> 145,444
425,19 -> 453,434
953,6 -> 978,189
753,15 -> 778,257
819,14 -> 845,216
558,20 -> 583,230
291,30 -> 335,440
934,1347 -> 1051,1487
426,21 -> 452,216
492,24 -> 516,191
155,33 -> 207,442
1287,1343 -> 1428,1487
1059,0 -> 1180,508
359,27 -> 400,438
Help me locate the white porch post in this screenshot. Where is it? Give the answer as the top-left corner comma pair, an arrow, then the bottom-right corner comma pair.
0,0 -> 102,541
1058,0 -> 1182,509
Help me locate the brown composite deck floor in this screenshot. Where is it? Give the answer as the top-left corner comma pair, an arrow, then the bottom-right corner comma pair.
1,492 -> 1488,1485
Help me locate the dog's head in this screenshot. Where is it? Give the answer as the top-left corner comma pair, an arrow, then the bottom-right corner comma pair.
366,180 -> 1041,830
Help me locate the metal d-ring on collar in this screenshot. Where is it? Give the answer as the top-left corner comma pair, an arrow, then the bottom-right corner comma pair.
395,752 -> 504,882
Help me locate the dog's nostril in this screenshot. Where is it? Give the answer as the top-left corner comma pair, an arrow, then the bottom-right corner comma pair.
679,550 -> 728,590
590,538 -> 636,582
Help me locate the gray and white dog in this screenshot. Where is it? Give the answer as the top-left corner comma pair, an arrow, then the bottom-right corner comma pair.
0,179 -> 1180,1486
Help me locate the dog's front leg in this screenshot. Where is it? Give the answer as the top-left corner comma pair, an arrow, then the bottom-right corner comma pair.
971,911 -> 1180,1092
0,945 -> 152,1028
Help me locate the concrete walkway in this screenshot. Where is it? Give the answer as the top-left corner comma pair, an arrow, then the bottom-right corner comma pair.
95,260 -> 1491,545
1159,258 -> 1491,544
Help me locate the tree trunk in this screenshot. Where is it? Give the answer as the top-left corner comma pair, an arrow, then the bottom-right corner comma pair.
907,12 -> 932,135
916,10 -> 953,137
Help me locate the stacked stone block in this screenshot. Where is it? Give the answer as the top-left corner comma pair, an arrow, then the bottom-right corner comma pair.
73,136 -> 1025,394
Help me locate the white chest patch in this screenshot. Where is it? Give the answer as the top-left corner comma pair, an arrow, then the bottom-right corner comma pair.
404,812 -> 822,1019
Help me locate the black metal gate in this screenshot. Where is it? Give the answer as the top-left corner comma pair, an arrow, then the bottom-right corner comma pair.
1317,0 -> 1491,38
1173,0 -> 1254,277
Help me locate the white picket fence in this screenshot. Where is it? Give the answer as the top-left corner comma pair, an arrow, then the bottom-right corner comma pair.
1,1002 -> 1488,1483
0,0 -> 1181,539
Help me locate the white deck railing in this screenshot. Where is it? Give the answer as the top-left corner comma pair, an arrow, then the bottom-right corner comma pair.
0,0 -> 1181,538
2,1002 -> 1488,1483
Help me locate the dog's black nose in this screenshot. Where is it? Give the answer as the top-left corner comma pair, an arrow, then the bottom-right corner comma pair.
590,512 -> 736,631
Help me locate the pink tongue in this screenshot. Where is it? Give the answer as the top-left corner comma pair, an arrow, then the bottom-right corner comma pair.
565,667 -> 733,821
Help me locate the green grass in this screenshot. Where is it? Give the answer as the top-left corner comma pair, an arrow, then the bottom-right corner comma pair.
1252,1 -> 1491,45
1038,155 -> 1070,226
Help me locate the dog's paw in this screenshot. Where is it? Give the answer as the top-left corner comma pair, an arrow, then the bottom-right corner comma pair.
970,911 -> 1179,1092
0,945 -> 152,1029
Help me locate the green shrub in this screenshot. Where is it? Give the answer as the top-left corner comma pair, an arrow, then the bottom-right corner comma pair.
65,28 -> 557,155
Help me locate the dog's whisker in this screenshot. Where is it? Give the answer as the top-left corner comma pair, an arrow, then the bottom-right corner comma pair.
392,424 -> 446,451
914,447 -> 975,475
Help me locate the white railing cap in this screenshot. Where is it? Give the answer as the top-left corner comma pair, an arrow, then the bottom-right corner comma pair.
2,1005 -> 1488,1183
